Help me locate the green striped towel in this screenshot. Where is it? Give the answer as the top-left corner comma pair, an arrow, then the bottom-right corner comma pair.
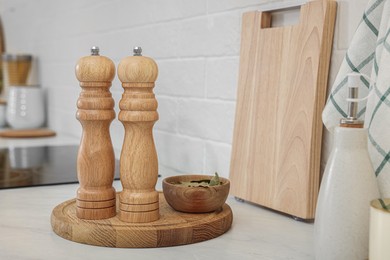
322,0 -> 390,196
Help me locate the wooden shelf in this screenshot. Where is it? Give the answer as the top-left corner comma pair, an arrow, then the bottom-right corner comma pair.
51,193 -> 233,248
0,129 -> 56,138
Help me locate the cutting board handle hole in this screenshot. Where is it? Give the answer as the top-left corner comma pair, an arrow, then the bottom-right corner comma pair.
262,6 -> 301,28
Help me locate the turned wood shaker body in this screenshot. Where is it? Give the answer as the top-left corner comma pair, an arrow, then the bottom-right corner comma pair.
75,46 -> 116,220
118,47 -> 159,223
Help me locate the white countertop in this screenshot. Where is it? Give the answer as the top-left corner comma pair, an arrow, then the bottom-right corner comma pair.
0,135 -> 315,260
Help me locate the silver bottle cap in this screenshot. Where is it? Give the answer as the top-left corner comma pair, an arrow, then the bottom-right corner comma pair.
133,46 -> 142,56
340,74 -> 364,126
91,46 -> 100,56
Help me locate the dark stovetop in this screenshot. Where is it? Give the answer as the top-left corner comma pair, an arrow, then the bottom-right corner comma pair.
0,145 -> 120,189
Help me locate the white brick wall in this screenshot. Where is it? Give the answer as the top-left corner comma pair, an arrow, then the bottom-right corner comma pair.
0,0 -> 368,179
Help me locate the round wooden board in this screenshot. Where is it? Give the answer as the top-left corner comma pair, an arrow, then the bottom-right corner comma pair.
51,193 -> 233,248
0,129 -> 56,138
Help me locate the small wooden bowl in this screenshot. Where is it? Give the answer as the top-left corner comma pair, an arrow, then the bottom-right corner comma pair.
162,175 -> 230,213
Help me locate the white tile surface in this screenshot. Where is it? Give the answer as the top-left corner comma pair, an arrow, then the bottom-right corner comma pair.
154,130 -> 205,173
204,141 -> 232,178
335,0 -> 369,50
156,59 -> 206,98
177,99 -> 235,143
154,96 -> 178,132
206,57 -> 239,100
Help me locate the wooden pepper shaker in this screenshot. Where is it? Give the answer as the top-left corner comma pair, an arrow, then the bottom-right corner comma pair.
75,46 -> 116,220
118,47 -> 159,223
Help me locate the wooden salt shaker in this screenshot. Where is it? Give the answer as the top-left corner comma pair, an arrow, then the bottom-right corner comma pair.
118,47 -> 159,223
75,46 -> 116,220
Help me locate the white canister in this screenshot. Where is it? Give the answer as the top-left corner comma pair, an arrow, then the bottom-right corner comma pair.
6,86 -> 45,129
369,198 -> 390,260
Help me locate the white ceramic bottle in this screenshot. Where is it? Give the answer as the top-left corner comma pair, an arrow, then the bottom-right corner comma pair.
314,74 -> 380,260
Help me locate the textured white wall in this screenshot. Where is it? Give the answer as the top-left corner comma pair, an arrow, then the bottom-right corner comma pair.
0,0 -> 369,178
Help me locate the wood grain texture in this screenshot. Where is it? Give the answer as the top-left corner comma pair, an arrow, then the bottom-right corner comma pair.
75,52 -> 116,220
117,52 -> 160,223
51,193 -> 233,248
0,16 -> 5,95
0,17 -> 4,53
229,0 -> 337,219
6,59 -> 31,86
163,175 -> 230,213
0,129 -> 56,138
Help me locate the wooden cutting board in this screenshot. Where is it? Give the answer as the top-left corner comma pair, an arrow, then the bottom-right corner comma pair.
229,0 -> 336,219
0,16 -> 4,53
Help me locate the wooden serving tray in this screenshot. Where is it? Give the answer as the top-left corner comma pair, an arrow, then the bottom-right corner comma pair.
0,129 -> 56,138
51,193 -> 233,248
